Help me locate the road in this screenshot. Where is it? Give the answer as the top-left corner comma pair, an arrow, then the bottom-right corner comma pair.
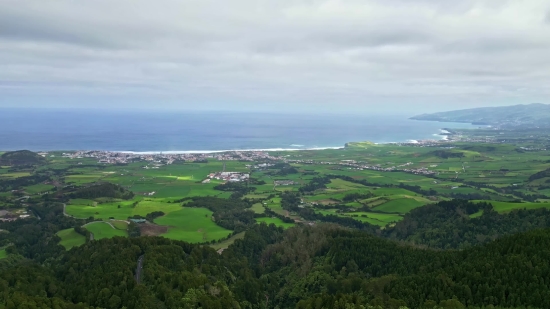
135,255 -> 144,284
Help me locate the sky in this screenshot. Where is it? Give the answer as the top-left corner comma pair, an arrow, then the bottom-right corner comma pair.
0,0 -> 549,114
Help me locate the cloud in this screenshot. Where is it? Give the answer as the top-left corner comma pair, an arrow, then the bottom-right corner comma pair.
0,0 -> 550,112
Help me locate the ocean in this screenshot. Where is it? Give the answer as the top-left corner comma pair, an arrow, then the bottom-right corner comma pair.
0,108 -> 476,152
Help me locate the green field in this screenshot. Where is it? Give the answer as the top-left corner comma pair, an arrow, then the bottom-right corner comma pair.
474,200 -> 550,213
111,221 -> 128,230
372,198 -> 428,213
0,172 -> 31,178
66,198 -> 182,220
250,203 -> 265,214
256,217 -> 295,229
24,183 -> 55,194
57,228 -> 86,249
85,222 -> 128,240
0,249 -> 7,259
210,232 -> 246,250
154,208 -> 232,243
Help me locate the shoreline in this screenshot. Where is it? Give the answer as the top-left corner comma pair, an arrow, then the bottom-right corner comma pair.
4,129 -> 454,154
116,146 -> 345,154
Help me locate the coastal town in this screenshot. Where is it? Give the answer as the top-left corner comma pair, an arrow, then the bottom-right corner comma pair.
59,150 -> 282,165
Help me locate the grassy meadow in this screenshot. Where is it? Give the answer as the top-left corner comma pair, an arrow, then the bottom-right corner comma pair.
154,207 -> 232,243
57,228 -> 86,249
85,222 -> 128,240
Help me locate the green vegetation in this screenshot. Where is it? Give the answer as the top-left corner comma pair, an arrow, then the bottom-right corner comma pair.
56,228 -> 86,249
209,231 -> 245,250
5,139 -> 550,307
256,217 -> 295,229
371,197 -> 428,213
250,203 -> 265,214
0,150 -> 45,166
154,208 -> 232,243
111,220 -> 128,230
84,222 -> 127,240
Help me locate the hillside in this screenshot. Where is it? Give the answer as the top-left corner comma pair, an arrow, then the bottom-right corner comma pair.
0,150 -> 45,166
410,103 -> 550,128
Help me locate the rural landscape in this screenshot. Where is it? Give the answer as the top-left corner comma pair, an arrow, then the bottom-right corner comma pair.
4,133 -> 550,251
5,114 -> 550,307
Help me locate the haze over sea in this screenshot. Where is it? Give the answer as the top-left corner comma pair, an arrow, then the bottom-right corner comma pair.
0,108 -> 476,152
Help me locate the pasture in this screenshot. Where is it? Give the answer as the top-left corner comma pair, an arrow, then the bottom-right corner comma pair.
0,249 -> 6,259
154,207 -> 232,243
66,198 -> 182,220
57,228 -> 86,249
85,222 -> 128,240
371,197 -> 428,213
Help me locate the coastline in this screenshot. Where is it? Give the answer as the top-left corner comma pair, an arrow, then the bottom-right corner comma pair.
108,128 -> 452,154
26,127 -> 455,154
116,146 -> 345,154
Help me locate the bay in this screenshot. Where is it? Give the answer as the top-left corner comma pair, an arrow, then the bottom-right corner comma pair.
0,108 -> 475,152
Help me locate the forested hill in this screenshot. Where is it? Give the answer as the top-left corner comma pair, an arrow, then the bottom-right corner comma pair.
4,222 -> 550,308
383,200 -> 550,249
410,103 -> 550,128
0,150 -> 45,166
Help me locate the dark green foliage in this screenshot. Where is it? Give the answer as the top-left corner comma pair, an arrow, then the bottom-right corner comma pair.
0,202 -> 88,262
4,215 -> 550,308
342,192 -> 374,202
0,174 -> 50,192
0,150 -> 45,166
128,222 -> 141,238
186,197 -> 256,232
299,176 -> 331,193
70,182 -> 134,200
529,167 -> 550,181
385,200 -> 550,249
145,211 -> 165,221
429,150 -> 465,159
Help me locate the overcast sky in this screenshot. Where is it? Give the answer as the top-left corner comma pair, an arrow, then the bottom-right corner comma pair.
1,0 -> 549,114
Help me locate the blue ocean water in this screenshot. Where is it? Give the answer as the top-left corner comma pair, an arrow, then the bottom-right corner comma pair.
0,108 -> 475,152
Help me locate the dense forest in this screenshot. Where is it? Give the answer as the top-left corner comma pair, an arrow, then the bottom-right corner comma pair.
4,219 -> 550,308
384,200 -> 550,249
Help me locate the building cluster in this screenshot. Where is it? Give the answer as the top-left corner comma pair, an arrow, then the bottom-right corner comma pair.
59,150 -> 281,165
208,172 -> 250,182
0,209 -> 31,222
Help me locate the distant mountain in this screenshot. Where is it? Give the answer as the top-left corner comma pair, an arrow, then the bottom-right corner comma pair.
410,103 -> 550,128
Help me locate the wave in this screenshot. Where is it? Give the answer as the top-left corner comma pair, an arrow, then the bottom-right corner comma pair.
116,146 -> 344,155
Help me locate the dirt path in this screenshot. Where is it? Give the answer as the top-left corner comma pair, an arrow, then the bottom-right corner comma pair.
135,255 -> 144,284
89,232 -> 94,241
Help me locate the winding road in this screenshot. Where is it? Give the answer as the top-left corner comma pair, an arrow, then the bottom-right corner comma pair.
135,255 -> 144,284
